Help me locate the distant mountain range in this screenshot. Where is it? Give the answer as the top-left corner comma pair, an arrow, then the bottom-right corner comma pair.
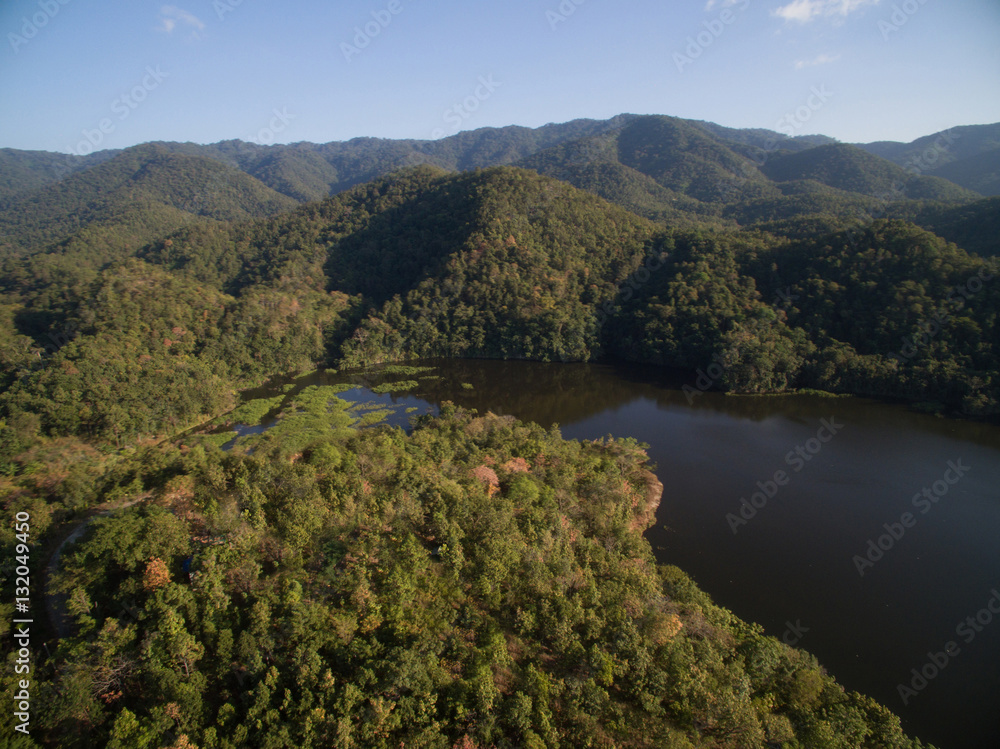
861,123 -> 1000,194
2,114 -> 997,263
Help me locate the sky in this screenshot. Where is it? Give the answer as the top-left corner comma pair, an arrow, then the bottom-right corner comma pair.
1,0 -> 998,154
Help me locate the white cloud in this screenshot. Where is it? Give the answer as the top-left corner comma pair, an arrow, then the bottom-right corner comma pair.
795,53 -> 841,68
157,6 -> 205,38
773,0 -> 880,23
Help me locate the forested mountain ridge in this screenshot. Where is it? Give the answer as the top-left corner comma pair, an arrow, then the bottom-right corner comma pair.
5,116 -> 995,274
860,122 -> 1000,195
0,114 -> 641,206
911,197 -> 1000,258
0,147 -> 111,203
10,116 -> 994,209
133,114 -> 639,201
1,164 -> 996,457
0,144 -> 297,260
757,143 -> 977,202
332,170 -> 998,417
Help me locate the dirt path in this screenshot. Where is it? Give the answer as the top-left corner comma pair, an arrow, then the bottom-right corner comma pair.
44,498 -> 145,640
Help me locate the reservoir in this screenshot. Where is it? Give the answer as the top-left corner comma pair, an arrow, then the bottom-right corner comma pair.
233,359 -> 1000,749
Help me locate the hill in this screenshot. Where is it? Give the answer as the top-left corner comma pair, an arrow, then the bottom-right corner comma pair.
913,197 -> 1000,257
0,147 -> 119,203
518,115 -> 781,212
515,119 -> 983,231
860,123 -> 1000,195
758,143 -> 977,201
6,114 -> 990,252
2,116 -> 994,749
0,145 -> 297,260
4,400 -> 933,748
929,148 -> 1000,196
142,116 -> 639,202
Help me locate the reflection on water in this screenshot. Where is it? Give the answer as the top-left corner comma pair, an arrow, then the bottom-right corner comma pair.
230,359 -> 1000,749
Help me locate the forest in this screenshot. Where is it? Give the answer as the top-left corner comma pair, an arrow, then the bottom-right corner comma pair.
3,115 -> 997,747
2,401 -> 936,748
2,162 -> 996,452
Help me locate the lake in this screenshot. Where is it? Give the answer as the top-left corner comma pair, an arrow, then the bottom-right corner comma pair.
233,358 -> 1000,749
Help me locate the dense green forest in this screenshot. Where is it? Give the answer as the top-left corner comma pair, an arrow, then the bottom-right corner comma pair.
1,161 -> 997,453
2,398 -> 936,748
1,115 -> 996,747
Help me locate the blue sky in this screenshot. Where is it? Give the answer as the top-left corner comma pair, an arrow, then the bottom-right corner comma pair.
1,0 -> 998,154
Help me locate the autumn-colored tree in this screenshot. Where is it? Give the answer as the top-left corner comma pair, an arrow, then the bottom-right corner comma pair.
143,557 -> 171,591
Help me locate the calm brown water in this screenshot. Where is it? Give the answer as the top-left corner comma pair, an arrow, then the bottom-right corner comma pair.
243,359 -> 1000,749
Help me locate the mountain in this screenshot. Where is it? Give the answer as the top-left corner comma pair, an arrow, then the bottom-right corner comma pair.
929,148 -> 1000,196
860,123 -> 1000,195
0,147 -> 118,203
6,114 -> 990,250
334,167 -> 663,366
604,116 -> 774,202
139,115 -> 639,202
322,170 -> 998,417
757,143 -> 977,201
1,117 -> 997,443
517,118 -> 981,232
913,197 -> 1000,257
516,131 -> 727,227
3,158 -> 995,446
0,144 -> 297,259
689,119 -> 838,151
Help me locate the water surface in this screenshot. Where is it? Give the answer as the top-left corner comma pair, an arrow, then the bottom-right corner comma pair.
235,359 -> 1000,749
